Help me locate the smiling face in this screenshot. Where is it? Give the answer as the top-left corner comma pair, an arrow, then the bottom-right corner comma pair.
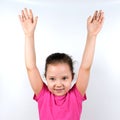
46,63 -> 73,96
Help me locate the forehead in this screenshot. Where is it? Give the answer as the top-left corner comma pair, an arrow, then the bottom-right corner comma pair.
46,63 -> 71,75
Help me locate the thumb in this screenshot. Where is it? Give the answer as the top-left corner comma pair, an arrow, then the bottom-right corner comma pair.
34,16 -> 38,26
87,16 -> 92,23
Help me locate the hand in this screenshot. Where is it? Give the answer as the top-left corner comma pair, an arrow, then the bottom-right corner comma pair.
19,8 -> 38,36
87,10 -> 104,36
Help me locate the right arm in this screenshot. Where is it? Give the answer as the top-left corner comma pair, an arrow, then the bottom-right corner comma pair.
19,8 -> 43,95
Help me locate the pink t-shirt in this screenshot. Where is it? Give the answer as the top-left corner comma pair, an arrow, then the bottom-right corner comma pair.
33,84 -> 86,120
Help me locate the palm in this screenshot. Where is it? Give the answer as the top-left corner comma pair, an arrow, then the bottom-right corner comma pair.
22,19 -> 35,35
87,11 -> 104,36
19,8 -> 38,36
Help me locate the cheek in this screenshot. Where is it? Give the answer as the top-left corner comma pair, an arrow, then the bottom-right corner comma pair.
47,81 -> 54,88
65,81 -> 72,88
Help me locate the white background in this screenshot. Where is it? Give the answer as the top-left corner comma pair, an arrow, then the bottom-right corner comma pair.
0,0 -> 120,120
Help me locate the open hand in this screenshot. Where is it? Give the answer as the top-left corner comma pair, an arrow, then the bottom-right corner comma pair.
87,10 -> 104,36
19,8 -> 38,36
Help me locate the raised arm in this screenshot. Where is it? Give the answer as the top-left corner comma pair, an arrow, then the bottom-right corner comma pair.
76,10 -> 104,95
19,8 -> 43,95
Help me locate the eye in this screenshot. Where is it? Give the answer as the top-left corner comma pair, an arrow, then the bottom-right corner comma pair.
49,77 -> 55,81
62,76 -> 68,80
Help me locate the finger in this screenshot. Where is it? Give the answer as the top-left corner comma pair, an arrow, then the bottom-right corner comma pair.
95,11 -> 98,20
29,9 -> 33,18
24,8 -> 29,19
33,16 -> 38,26
97,10 -> 102,21
18,15 -> 23,22
91,11 -> 98,22
96,10 -> 101,21
21,10 -> 26,20
98,11 -> 104,23
29,9 -> 33,22
87,16 -> 92,23
100,17 -> 104,26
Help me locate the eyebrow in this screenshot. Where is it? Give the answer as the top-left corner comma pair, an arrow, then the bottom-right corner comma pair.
47,75 -> 56,77
48,75 -> 69,77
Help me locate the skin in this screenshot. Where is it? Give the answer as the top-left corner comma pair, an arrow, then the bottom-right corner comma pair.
19,8 -> 104,96
46,63 -> 73,96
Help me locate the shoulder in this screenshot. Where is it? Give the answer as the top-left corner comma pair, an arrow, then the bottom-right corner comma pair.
33,83 -> 49,101
69,84 -> 87,101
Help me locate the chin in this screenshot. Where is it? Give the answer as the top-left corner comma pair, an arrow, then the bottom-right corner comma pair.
53,92 -> 66,96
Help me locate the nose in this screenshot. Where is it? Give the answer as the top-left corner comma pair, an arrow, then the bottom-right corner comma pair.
56,80 -> 62,87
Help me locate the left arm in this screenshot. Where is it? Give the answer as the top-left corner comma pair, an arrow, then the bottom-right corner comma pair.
76,10 -> 104,95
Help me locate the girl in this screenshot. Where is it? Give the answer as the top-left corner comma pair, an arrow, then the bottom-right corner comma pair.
19,8 -> 104,120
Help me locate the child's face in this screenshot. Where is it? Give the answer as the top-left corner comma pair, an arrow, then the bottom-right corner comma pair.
46,63 -> 73,96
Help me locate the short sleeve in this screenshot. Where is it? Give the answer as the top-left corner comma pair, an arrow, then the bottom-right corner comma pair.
33,84 -> 48,101
73,84 -> 87,101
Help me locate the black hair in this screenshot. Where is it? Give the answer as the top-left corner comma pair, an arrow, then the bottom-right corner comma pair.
44,53 -> 74,78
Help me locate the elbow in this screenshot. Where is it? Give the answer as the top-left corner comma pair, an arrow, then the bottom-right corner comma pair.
80,64 -> 91,72
25,64 -> 37,71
